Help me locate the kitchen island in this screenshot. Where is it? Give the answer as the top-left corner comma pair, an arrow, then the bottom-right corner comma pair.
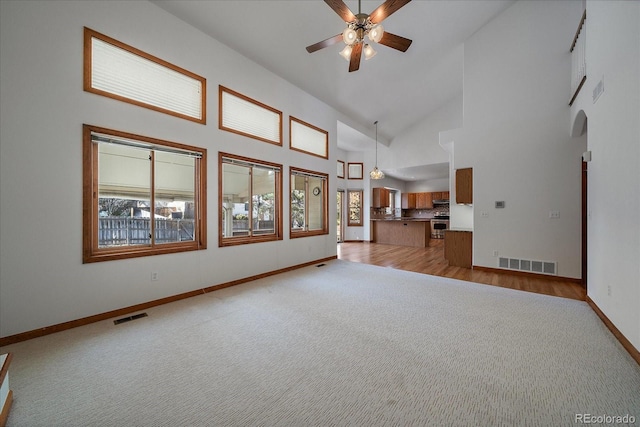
371,218 -> 431,248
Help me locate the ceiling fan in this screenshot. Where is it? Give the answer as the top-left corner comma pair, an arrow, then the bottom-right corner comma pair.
306,0 -> 413,72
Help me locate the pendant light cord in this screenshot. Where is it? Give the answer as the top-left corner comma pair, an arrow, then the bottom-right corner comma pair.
374,120 -> 378,166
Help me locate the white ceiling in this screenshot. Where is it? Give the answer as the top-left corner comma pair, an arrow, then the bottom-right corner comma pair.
152,0 -> 515,180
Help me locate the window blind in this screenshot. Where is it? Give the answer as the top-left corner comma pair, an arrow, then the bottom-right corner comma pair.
92,133 -> 203,158
220,88 -> 281,144
90,37 -> 204,121
290,118 -> 328,158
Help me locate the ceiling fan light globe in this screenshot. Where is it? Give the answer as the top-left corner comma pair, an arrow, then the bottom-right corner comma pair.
368,24 -> 384,43
363,44 -> 377,60
342,27 -> 357,45
339,45 -> 352,61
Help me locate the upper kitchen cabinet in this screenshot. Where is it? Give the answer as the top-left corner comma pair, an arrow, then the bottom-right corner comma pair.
416,192 -> 433,209
401,192 -> 416,209
442,191 -> 450,201
372,187 -> 390,208
456,168 -> 473,204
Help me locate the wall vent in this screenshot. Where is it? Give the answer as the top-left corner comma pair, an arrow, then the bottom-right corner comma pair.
498,257 -> 557,275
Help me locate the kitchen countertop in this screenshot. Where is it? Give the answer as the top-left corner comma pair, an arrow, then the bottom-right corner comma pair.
371,218 -> 431,221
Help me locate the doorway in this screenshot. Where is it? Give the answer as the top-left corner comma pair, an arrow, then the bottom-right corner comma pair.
337,189 -> 345,243
582,160 -> 587,290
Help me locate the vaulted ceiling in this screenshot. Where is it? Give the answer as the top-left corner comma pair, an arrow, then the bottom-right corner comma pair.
152,0 -> 515,179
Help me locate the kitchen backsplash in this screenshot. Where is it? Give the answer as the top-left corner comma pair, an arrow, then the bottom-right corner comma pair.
370,206 -> 449,219
402,205 -> 450,218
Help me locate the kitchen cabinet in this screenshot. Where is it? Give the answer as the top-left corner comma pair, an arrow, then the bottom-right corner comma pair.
401,193 -> 416,209
431,192 -> 442,201
456,168 -> 473,204
372,187 -> 390,208
442,191 -> 450,201
416,192 -> 433,209
444,230 -> 473,268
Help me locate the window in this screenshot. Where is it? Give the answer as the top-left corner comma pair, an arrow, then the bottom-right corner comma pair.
348,162 -> 364,179
83,125 -> 207,263
386,189 -> 397,215
348,190 -> 364,226
290,167 -> 329,238
219,153 -> 283,246
337,160 -> 345,178
289,116 -> 329,159
219,86 -> 282,146
84,28 -> 206,124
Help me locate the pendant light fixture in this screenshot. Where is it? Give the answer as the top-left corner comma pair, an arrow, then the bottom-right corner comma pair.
370,121 -> 385,180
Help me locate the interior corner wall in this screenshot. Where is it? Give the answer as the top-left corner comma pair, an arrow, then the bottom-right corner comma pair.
570,0 -> 640,351
0,0 -> 340,338
383,94 -> 463,171
458,0 -> 586,278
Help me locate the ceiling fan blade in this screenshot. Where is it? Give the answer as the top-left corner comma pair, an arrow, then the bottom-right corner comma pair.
369,0 -> 412,24
306,34 -> 343,53
349,43 -> 362,72
378,32 -> 412,52
324,0 -> 356,23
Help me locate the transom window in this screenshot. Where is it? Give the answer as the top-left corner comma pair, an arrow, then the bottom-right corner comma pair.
84,27 -> 206,124
289,116 -> 329,159
219,86 -> 282,146
219,153 -> 283,246
83,125 -> 207,263
290,167 -> 329,238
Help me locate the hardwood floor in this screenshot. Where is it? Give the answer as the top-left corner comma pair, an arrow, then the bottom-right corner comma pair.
337,240 -> 586,301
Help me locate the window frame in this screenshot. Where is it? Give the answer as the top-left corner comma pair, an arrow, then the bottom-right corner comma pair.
347,189 -> 364,227
219,152 -> 283,247
82,124 -> 207,263
218,86 -> 283,146
290,167 -> 329,238
337,160 -> 345,179
289,116 -> 329,159
347,162 -> 364,179
83,27 -> 206,124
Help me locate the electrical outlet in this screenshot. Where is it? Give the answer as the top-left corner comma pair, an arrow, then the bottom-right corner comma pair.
549,210 -> 560,219
607,285 -> 612,296
481,211 -> 489,218
151,272 -> 159,281
493,250 -> 499,257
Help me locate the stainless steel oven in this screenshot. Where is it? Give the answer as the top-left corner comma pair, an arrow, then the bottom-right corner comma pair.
431,214 -> 449,239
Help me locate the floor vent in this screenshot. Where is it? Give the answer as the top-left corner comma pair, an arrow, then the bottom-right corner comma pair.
498,257 -> 557,275
114,312 -> 148,325
316,263 -> 326,267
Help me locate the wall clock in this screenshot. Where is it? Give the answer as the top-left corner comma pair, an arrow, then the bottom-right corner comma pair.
313,186 -> 321,196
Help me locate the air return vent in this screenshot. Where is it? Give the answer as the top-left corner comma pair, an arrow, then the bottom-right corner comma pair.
498,257 -> 557,275
114,312 -> 148,325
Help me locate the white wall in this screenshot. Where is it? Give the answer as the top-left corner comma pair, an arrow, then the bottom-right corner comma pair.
405,179 -> 449,193
0,1 -> 342,337
440,130 -> 474,230
570,1 -> 640,350
381,94 -> 463,171
457,0 -> 586,278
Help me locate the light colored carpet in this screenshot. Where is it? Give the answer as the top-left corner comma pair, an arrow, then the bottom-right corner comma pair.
1,260 -> 639,426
